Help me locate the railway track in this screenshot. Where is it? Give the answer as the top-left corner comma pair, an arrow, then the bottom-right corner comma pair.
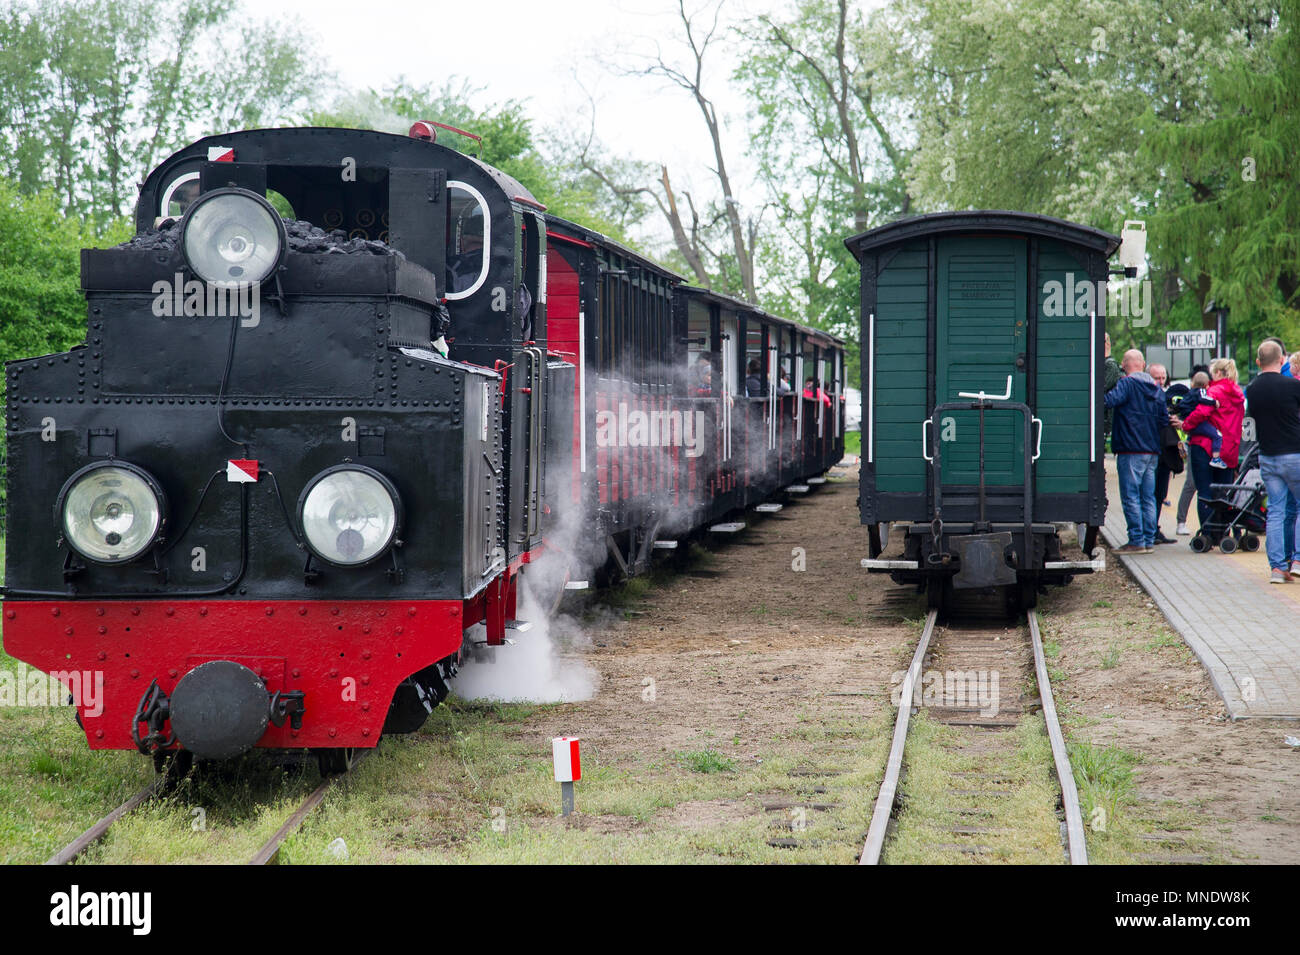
44,752 -> 367,866
247,751 -> 367,865
860,608 -> 1087,865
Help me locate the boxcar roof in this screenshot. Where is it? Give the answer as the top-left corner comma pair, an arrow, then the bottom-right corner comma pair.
844,210 -> 1120,260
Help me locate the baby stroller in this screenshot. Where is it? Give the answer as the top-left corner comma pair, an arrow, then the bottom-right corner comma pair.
1192,440 -> 1267,553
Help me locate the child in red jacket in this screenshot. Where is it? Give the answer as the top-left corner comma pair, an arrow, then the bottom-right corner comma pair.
1176,372 -> 1227,468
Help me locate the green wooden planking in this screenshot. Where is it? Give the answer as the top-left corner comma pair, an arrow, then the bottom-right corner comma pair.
936,237 -> 1028,486
872,242 -> 930,492
1034,239 -> 1093,493
868,235 -> 1095,499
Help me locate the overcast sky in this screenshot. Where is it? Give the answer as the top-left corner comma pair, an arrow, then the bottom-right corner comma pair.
266,0 -> 792,207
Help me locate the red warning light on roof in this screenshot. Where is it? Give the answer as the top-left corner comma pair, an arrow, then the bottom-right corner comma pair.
408,122 -> 438,142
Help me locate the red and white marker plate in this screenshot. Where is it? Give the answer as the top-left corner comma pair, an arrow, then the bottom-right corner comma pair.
226,459 -> 259,483
552,737 -> 581,782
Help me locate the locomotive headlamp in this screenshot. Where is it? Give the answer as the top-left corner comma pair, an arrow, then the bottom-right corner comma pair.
180,187 -> 286,287
57,463 -> 166,564
298,466 -> 402,567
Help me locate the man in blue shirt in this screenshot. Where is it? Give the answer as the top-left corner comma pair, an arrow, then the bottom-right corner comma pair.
1104,349 -> 1170,553
1262,338 -> 1297,570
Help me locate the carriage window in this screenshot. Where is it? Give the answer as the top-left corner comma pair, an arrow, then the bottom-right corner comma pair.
447,181 -> 489,298
686,303 -> 712,395
745,322 -> 765,396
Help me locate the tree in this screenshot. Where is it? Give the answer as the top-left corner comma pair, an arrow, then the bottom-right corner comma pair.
0,0 -> 326,224
311,78 -> 651,247
635,0 -> 757,299
582,0 -> 760,299
1144,4 -> 1298,350
735,0 -> 917,374
0,182 -> 131,517
881,0 -> 1281,350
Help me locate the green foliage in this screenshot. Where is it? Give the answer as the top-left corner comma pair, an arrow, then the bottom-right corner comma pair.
0,182 -> 130,515
735,0 -> 913,372
0,0 -> 326,222
1145,2 -> 1300,351
883,0 -> 1286,353
1069,739 -> 1138,828
674,749 -> 736,774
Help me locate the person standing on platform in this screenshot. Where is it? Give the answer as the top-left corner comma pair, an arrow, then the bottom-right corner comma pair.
1244,341 -> 1300,582
1148,362 -> 1178,544
1105,350 -> 1168,553
1172,357 -> 1245,543
1103,333 -> 1121,438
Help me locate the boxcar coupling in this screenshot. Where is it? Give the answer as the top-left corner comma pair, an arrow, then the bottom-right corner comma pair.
849,211 -> 1133,614
2,124 -> 845,771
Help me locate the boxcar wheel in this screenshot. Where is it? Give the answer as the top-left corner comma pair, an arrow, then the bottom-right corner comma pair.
1017,580 -> 1039,612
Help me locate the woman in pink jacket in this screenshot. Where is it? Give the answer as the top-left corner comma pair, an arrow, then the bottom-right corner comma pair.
1172,357 -> 1246,529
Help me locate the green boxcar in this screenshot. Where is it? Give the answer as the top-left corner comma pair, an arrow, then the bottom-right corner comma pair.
846,212 -> 1118,612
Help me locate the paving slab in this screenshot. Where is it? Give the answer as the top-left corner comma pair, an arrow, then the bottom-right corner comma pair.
1101,457 -> 1300,720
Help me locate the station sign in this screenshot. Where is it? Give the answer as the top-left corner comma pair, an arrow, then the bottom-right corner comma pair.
1166,330 -> 1217,350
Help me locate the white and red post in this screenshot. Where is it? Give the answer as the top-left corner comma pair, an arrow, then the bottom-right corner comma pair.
552,736 -> 581,816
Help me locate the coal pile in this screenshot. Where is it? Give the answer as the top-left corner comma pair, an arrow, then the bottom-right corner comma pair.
118,217 -> 404,258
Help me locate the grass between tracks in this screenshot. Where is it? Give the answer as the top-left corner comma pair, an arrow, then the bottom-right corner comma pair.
0,535 -> 898,864
884,713 -> 1066,864
1034,594 -> 1221,864
0,526 -> 1221,865
38,701 -> 895,864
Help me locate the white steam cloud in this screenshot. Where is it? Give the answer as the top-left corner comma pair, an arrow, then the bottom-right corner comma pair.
450,448 -> 599,704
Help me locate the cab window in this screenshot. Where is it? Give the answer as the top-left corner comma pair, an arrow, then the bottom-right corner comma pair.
447,182 -> 489,297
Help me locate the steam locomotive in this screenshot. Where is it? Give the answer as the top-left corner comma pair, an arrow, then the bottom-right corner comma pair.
2,124 -> 844,772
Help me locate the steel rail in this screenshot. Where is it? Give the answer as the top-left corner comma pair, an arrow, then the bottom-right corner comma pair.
45,779 -> 161,865
1028,610 -> 1089,864
860,609 -> 1089,865
248,752 -> 367,865
859,609 -> 938,865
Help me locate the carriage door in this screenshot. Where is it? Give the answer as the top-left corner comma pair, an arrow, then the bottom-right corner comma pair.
720,313 -> 739,463
935,235 -> 1027,487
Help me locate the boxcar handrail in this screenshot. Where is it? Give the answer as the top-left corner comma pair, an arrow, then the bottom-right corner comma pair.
927,399 -> 1037,571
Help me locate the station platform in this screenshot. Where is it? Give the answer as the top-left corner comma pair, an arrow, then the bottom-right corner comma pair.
1102,457 -> 1300,720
